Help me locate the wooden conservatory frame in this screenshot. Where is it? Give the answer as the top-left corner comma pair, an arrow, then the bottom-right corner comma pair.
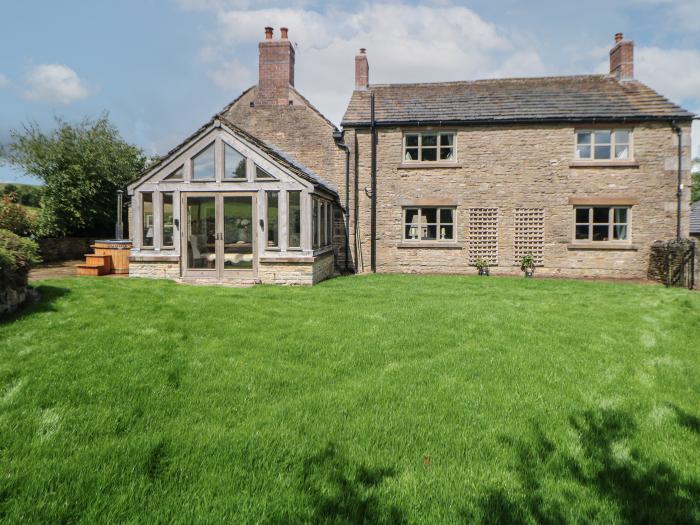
127,119 -> 338,285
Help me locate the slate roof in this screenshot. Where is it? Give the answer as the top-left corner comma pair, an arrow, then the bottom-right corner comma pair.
691,200 -> 700,235
342,75 -> 694,126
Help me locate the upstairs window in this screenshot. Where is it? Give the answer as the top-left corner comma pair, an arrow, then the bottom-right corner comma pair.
404,132 -> 455,162
576,130 -> 631,160
192,143 -> 215,180
255,165 -> 277,181
163,165 -> 184,181
574,206 -> 629,242
404,207 -> 455,241
224,143 -> 247,180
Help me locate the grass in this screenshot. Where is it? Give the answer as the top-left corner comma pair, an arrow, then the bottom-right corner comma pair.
1,274 -> 700,523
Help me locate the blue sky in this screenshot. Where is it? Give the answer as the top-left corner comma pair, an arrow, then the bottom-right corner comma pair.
1,0 -> 699,184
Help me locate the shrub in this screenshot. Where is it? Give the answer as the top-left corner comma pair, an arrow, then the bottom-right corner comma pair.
0,194 -> 35,236
0,229 -> 41,290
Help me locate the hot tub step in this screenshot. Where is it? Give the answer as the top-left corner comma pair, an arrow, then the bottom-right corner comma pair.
76,263 -> 108,276
84,254 -> 112,273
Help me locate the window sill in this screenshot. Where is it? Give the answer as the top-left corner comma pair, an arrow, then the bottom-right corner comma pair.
130,254 -> 180,262
567,243 -> 639,251
569,161 -> 639,168
398,162 -> 462,169
398,242 -> 463,249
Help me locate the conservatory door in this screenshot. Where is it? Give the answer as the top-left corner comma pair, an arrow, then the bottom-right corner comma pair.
182,193 -> 256,279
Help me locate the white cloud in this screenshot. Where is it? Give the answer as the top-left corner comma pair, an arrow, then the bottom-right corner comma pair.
207,58 -> 254,90
632,0 -> 700,32
636,47 -> 700,104
0,74 -> 9,88
23,64 -> 89,104
204,4 -> 547,124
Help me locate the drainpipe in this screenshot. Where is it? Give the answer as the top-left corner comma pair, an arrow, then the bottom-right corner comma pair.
671,121 -> 683,240
333,129 -> 351,272
370,91 -> 377,272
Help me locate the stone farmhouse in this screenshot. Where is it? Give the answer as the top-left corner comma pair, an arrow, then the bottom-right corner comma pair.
127,28 -> 694,284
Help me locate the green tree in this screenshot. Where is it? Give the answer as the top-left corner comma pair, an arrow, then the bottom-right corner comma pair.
4,115 -> 146,237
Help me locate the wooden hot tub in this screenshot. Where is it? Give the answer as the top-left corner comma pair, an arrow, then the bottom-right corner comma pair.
92,240 -> 132,274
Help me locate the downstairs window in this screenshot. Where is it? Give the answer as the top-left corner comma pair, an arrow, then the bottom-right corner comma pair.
404,207 -> 455,242
574,206 -> 630,242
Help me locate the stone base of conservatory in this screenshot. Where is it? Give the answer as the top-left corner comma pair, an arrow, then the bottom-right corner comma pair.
128,251 -> 335,286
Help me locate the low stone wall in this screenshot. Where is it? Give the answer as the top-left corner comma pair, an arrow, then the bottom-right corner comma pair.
129,261 -> 180,279
259,251 -> 335,285
129,252 -> 336,285
312,251 -> 335,284
1,285 -> 28,318
647,238 -> 696,286
38,237 -> 93,262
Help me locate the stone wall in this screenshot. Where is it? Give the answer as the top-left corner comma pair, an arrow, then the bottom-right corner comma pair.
38,237 -> 93,262
345,121 -> 692,279
129,261 -> 180,279
0,286 -> 28,318
129,252 -> 335,285
258,251 -> 335,285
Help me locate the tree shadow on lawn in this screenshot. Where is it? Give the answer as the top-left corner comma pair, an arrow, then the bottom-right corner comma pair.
275,442 -> 405,524
0,284 -> 69,324
469,407 -> 700,524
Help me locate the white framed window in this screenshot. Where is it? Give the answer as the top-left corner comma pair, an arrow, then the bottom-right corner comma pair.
141,192 -> 154,248
575,130 -> 631,160
574,206 -> 630,242
162,192 -> 174,248
288,191 -> 301,249
192,142 -> 216,180
223,143 -> 247,180
266,191 -> 279,248
163,165 -> 184,181
403,207 -> 455,241
403,132 -> 455,162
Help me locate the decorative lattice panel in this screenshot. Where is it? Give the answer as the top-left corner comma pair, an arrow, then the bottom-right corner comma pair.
514,208 -> 545,266
467,208 -> 499,264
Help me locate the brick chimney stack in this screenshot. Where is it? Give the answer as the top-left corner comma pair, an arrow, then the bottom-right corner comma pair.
355,48 -> 369,91
256,26 -> 295,106
609,32 -> 634,80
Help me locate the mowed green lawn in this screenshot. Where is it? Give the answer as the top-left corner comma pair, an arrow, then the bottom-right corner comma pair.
1,275 -> 700,524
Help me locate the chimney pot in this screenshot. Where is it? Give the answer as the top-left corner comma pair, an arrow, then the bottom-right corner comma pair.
355,48 -> 369,91
257,26 -> 295,105
609,33 -> 634,80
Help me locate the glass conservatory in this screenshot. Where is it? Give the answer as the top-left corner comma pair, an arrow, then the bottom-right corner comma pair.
127,119 -> 338,285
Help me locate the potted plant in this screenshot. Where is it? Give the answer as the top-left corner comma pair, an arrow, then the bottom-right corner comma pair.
520,253 -> 535,278
475,257 -> 490,276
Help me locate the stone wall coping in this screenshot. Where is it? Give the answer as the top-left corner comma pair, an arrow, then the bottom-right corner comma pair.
397,242 -> 464,249
568,196 -> 640,205
259,257 -> 315,263
129,255 -> 180,262
569,161 -> 640,168
567,243 -> 639,251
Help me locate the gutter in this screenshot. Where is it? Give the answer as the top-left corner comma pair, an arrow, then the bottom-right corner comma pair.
370,91 -> 377,273
332,129 -> 351,272
342,115 -> 695,129
671,120 -> 683,240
